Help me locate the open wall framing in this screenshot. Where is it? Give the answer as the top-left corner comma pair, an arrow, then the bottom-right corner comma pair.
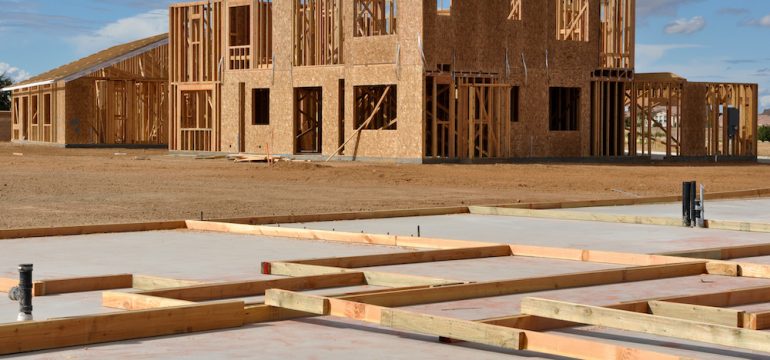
425,74 -> 514,160
162,0 -> 757,162
7,35 -> 168,146
170,1 -> 223,152
293,0 -> 343,66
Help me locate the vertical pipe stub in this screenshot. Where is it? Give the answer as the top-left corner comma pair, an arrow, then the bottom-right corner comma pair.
682,182 -> 692,227
9,264 -> 33,321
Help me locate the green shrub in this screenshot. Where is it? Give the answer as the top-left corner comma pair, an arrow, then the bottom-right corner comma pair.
760,126 -> 770,143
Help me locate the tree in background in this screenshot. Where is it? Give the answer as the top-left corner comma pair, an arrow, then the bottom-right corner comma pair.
0,72 -> 12,111
760,126 -> 770,143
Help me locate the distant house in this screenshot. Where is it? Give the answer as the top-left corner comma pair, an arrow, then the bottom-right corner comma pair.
2,34 -> 168,147
652,106 -> 680,128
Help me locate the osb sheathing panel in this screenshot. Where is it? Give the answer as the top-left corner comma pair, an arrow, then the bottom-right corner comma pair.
0,111 -> 11,141
65,78 -> 97,144
681,82 -> 708,156
219,0 -> 424,159
423,0 -> 599,157
349,35 -> 398,65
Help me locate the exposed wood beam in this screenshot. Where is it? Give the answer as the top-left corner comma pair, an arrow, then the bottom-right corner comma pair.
0,301 -> 245,356
521,297 -> 770,353
648,300 -> 745,327
265,289 -> 684,360
265,261 -> 466,287
102,291 -> 195,310
132,274 -> 206,290
270,262 -> 706,308
286,245 -> 512,268
469,206 -> 683,227
137,272 -> 367,302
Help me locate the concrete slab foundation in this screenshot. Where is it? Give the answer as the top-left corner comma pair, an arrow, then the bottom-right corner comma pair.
3,198 -> 770,359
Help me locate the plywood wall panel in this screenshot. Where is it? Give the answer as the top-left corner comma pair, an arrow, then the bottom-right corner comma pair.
681,83 -> 708,156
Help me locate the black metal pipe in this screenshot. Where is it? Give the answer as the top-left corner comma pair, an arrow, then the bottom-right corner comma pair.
8,264 -> 33,319
683,182 -> 688,225
689,181 -> 697,228
18,264 -> 32,315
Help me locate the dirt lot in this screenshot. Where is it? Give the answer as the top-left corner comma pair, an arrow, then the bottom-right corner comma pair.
1,142 -> 770,229
759,142 -> 770,157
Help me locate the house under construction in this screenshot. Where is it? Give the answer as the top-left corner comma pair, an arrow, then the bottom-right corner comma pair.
167,0 -> 758,162
4,35 -> 169,147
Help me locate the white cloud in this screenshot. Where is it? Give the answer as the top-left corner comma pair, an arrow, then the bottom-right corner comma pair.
751,15 -> 770,27
637,0 -> 702,19
635,44 -> 701,70
761,95 -> 770,111
664,16 -> 706,35
69,9 -> 168,55
0,62 -> 31,83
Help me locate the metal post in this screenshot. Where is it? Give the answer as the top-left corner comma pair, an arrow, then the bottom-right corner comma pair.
682,182 -> 692,227
8,264 -> 33,321
689,181 -> 697,228
696,184 -> 706,228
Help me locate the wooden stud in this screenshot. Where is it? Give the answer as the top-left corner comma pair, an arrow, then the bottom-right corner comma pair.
521,297 -> 770,353
266,262 -> 465,287
131,274 -> 206,291
648,300 -> 745,327
138,272 -> 367,302
265,290 -> 683,360
0,301 -> 245,356
469,206 -> 683,227
102,291 -> 195,310
287,245 -> 513,268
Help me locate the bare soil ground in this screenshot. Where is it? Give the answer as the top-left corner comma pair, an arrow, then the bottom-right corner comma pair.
759,142 -> 770,157
1,142 -> 770,229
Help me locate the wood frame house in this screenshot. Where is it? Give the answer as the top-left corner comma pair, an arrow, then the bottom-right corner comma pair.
4,34 -> 169,147
168,0 -> 758,162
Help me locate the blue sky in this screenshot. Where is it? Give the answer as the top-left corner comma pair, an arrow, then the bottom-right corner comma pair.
1,0 -> 770,109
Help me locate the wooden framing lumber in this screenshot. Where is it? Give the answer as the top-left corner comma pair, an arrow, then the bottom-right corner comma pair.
190,221 -> 699,269
706,260 -> 770,279
706,219 -> 770,233
35,274 -> 133,296
496,187 -> 770,210
266,289 -> 525,350
286,245 -> 512,268
469,206 -> 683,227
185,220 -> 497,249
521,297 -> 770,353
508,244 -> 693,266
480,284 -> 770,333
265,261 -> 466,287
0,301 -> 245,356
265,289 -> 685,360
131,274 -> 206,290
746,310 -> 770,330
102,291 -> 195,310
286,262 -> 707,308
240,285 -> 437,324
0,277 -> 20,293
211,206 -> 470,225
662,241 -> 770,260
1,274 -> 133,296
647,300 -> 745,327
137,272 -> 367,301
283,244 -> 691,269
0,221 -> 186,240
